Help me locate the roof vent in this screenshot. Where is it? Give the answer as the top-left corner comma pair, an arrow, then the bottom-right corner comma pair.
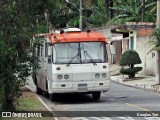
64,28 -> 81,32
87,30 -> 91,33
60,30 -> 64,34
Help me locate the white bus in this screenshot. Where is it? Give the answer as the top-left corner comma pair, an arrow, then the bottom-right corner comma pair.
33,28 -> 111,101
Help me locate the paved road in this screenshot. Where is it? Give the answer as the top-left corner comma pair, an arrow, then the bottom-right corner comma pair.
27,78 -> 160,120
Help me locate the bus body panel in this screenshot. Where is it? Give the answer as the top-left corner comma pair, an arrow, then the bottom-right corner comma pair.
46,63 -> 110,93
33,29 -> 111,98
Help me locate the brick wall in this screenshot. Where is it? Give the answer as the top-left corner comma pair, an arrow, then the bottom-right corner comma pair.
137,29 -> 153,37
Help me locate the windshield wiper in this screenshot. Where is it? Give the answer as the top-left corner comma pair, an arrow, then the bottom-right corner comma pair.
84,51 -> 97,65
66,53 -> 79,66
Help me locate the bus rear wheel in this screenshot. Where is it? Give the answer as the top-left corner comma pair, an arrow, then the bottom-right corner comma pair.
92,92 -> 101,100
36,86 -> 43,95
35,77 -> 43,95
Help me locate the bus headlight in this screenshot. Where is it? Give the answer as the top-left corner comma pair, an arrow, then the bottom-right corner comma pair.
102,73 -> 106,78
95,73 -> 100,79
64,75 -> 69,80
57,75 -> 62,80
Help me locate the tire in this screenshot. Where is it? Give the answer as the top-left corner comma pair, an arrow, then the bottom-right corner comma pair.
45,81 -> 49,98
92,92 -> 101,101
49,93 -> 55,101
35,76 -> 43,95
36,86 -> 43,95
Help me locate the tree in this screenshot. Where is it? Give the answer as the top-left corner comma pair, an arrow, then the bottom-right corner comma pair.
148,27 -> 160,84
119,50 -> 142,78
148,28 -> 160,52
110,0 -> 156,23
0,0 -> 69,111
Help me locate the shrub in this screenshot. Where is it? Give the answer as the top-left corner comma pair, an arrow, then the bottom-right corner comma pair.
119,50 -> 142,78
119,50 -> 142,66
120,67 -> 143,78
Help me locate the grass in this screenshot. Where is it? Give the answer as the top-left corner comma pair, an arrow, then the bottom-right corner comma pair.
1,87 -> 55,120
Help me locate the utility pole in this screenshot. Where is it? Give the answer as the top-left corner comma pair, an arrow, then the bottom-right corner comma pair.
157,0 -> 160,27
156,0 -> 160,84
66,0 -> 82,30
79,0 -> 82,30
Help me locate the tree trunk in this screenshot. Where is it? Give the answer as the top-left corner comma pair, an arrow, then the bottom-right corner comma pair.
84,0 -> 88,28
110,0 -> 114,18
141,0 -> 145,22
116,1 -> 119,16
105,0 -> 110,18
2,80 -> 15,111
131,64 -> 134,68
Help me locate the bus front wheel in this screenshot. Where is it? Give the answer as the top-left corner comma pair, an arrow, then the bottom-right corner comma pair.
92,92 -> 101,100
49,93 -> 55,101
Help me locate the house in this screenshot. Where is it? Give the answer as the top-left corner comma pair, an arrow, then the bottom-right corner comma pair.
111,22 -> 156,75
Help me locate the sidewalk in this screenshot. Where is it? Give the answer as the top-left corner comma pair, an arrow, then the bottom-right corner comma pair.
110,64 -> 160,92
111,74 -> 160,93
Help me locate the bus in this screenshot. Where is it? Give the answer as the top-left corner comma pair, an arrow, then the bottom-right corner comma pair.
33,28 -> 111,101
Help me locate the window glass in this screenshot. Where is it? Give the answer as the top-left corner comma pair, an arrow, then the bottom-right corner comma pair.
80,42 -> 107,63
54,43 -> 79,64
53,42 -> 107,64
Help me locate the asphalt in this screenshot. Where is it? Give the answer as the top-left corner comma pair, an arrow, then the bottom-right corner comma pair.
110,67 -> 160,93
25,65 -> 160,120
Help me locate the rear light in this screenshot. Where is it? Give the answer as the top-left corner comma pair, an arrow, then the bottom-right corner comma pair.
95,73 -> 100,79
57,75 -> 62,80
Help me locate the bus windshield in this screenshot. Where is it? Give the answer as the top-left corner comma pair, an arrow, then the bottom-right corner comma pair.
53,42 -> 107,64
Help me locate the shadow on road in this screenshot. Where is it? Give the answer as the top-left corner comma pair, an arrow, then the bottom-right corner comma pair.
43,93 -> 106,104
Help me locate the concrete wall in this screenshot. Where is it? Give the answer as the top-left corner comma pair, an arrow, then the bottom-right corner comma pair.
91,26 -> 113,43
135,36 -> 156,75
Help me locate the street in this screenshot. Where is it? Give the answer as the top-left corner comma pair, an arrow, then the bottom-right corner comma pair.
2,1 -> 160,120
27,79 -> 160,120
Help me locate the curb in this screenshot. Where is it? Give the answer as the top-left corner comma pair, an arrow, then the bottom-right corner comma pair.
26,86 -> 59,120
111,79 -> 160,93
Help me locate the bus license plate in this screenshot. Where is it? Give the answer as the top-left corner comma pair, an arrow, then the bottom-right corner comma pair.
78,83 -> 87,87
78,83 -> 88,92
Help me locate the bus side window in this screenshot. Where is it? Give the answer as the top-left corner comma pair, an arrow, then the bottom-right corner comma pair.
37,45 -> 40,57
45,42 -> 49,57
41,46 -> 43,57
48,46 -> 52,64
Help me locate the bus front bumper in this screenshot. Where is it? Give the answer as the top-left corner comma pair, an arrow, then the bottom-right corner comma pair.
48,80 -> 111,94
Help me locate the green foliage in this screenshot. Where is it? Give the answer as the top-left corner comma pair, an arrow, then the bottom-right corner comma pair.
148,27 -> 160,52
120,67 -> 143,78
110,0 -> 156,23
66,0 -> 108,28
119,50 -> 142,78
66,0 -> 157,28
119,50 -> 142,66
0,0 -> 68,111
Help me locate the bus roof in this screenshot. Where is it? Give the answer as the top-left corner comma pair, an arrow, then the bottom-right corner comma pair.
34,30 -> 107,44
